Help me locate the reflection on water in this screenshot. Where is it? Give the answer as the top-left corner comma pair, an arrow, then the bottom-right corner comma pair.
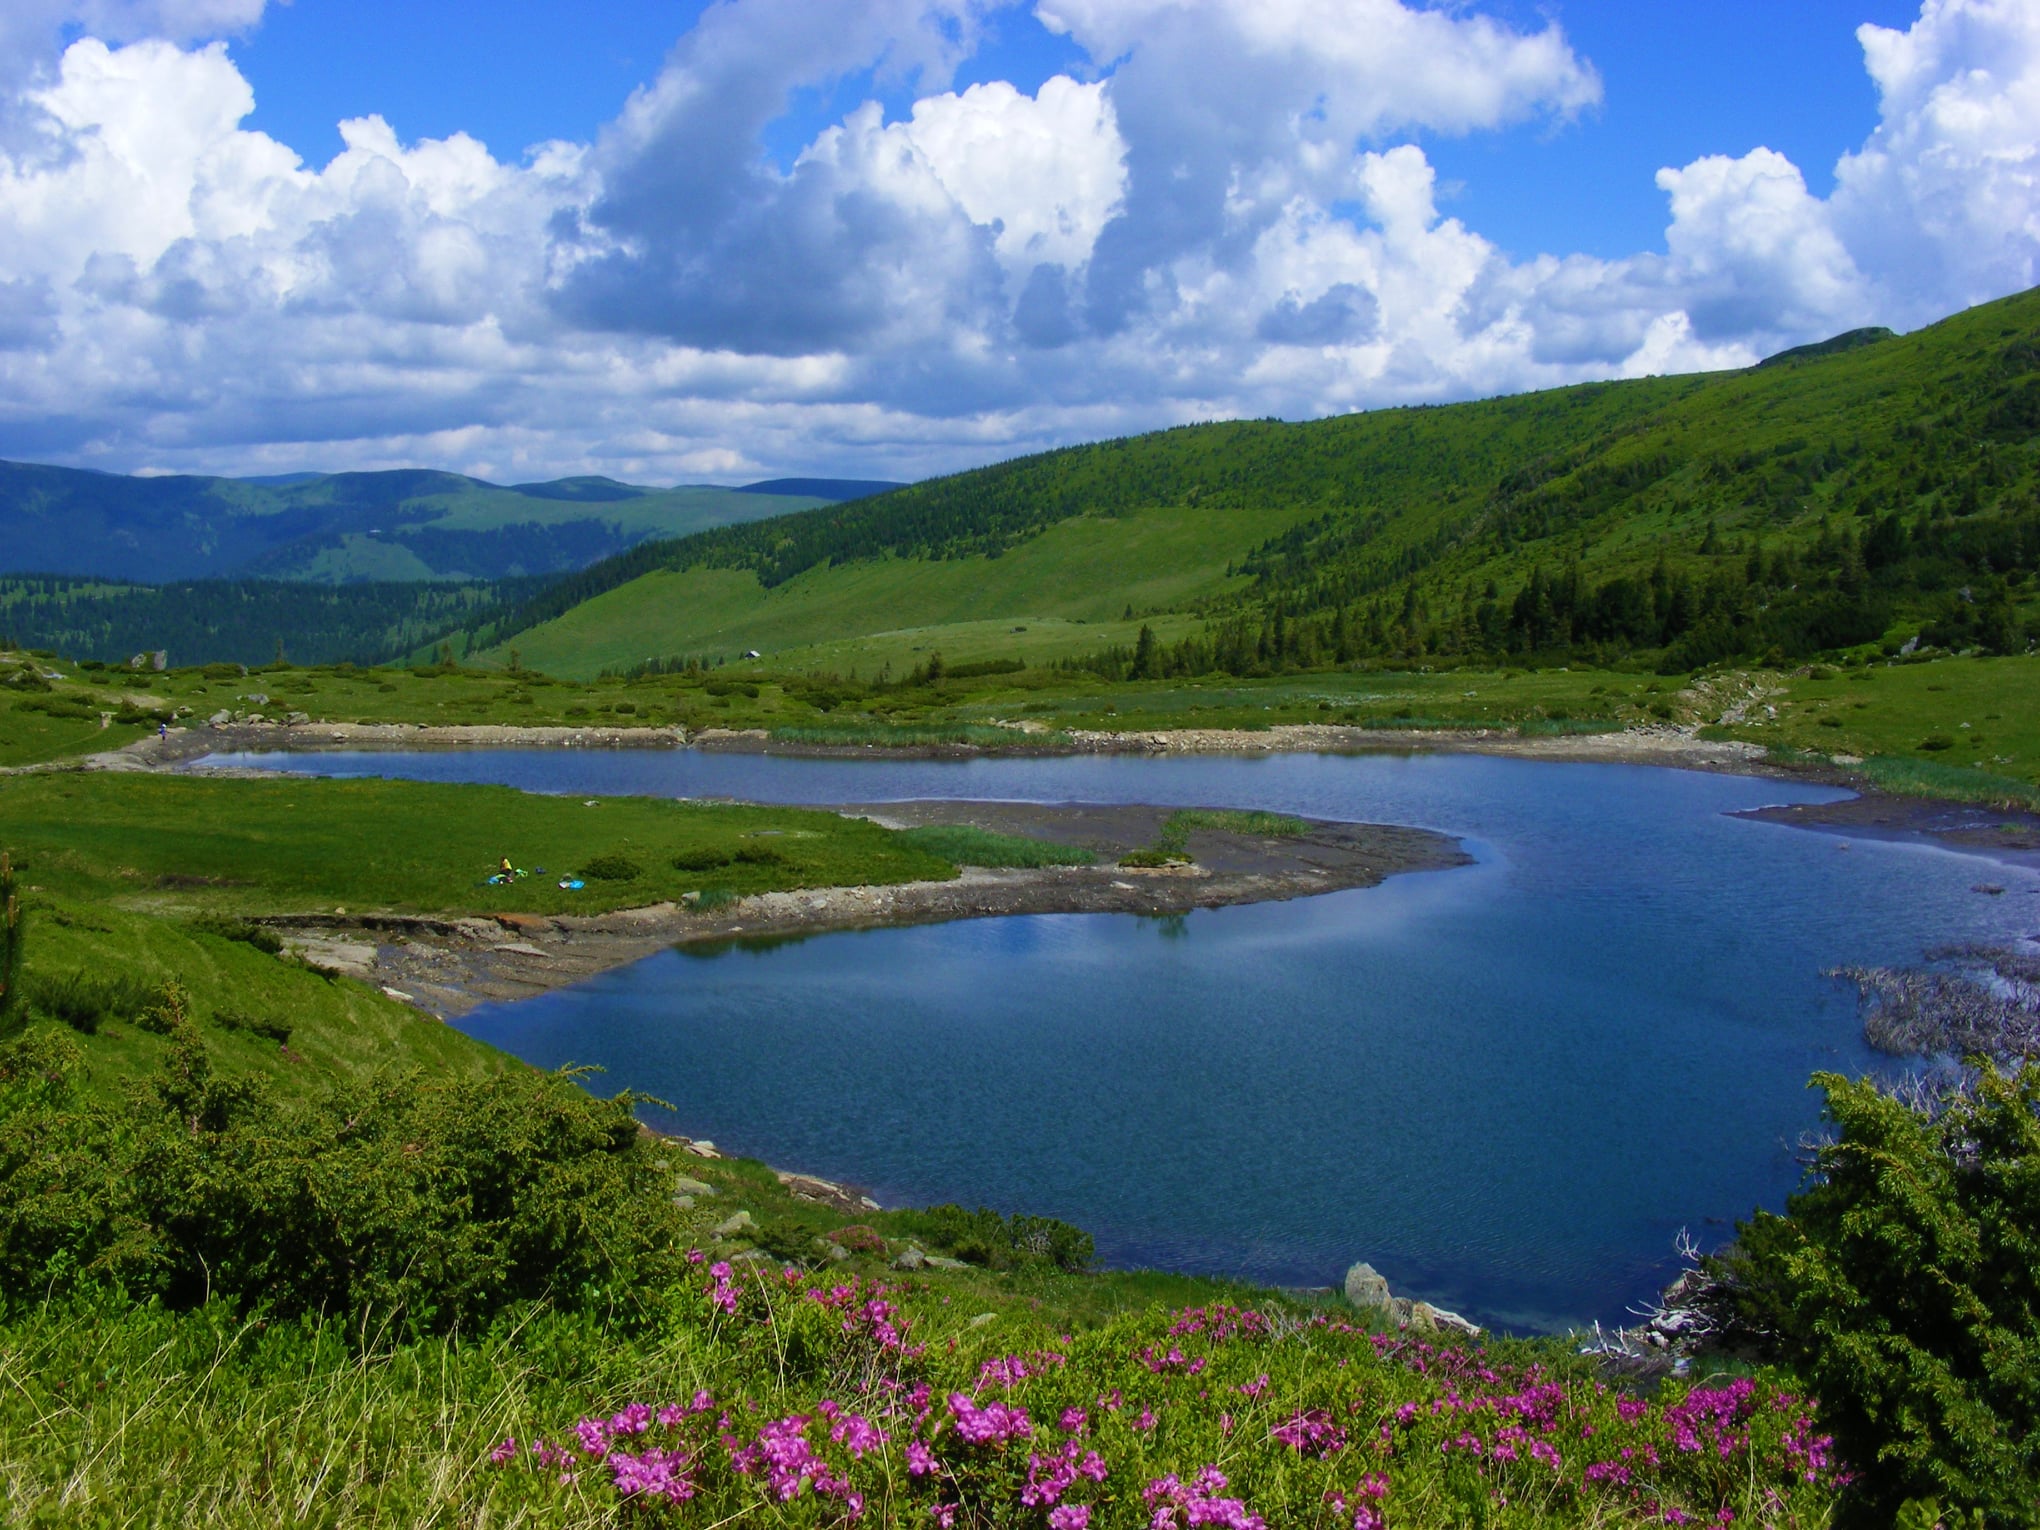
208,746 -> 2040,1330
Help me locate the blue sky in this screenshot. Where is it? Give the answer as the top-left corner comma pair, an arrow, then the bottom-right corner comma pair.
0,0 -> 2034,481
229,0 -> 1922,261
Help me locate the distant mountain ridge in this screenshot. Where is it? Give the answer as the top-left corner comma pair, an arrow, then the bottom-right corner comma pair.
0,462 -> 899,585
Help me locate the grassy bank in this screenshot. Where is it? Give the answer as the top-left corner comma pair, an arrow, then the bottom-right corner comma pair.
0,773 -> 954,920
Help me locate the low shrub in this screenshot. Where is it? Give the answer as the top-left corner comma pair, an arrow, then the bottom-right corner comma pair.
189,914 -> 284,955
580,853 -> 643,881
733,844 -> 785,866
672,846 -> 736,872
210,1007 -> 292,1045
24,970 -> 163,1034
888,1203 -> 1094,1272
1718,1063 -> 2040,1525
0,1012 -> 683,1335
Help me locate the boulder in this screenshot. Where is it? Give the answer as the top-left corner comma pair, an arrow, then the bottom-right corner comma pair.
1345,1260 -> 1481,1337
671,1175 -> 715,1197
923,1254 -> 971,1271
1343,1261 -> 1393,1311
891,1245 -> 928,1272
713,1211 -> 754,1238
1409,1301 -> 1483,1338
208,709 -> 232,727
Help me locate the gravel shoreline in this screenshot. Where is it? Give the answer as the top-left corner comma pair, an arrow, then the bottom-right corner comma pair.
53,715 -> 1774,775
264,801 -> 1468,1018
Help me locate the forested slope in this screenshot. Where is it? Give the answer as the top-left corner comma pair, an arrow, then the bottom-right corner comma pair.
483,286 -> 2040,676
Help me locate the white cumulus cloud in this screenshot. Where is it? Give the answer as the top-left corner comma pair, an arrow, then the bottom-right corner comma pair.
0,0 -> 2034,485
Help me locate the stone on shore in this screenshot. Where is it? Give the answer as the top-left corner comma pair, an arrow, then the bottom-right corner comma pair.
1344,1259 -> 1482,1337
1343,1261 -> 1393,1310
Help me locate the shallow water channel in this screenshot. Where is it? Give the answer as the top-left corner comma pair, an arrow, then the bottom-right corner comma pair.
209,747 -> 2040,1331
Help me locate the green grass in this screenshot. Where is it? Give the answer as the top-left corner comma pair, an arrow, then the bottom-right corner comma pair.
483,500 -> 1322,678
895,824 -> 1096,869
15,899 -> 507,1104
1162,809 -> 1308,838
1855,756 -> 2040,809
1715,652 -> 2040,788
0,774 -> 955,919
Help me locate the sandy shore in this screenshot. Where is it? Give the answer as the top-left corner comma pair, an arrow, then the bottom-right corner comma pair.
265,800 -> 1467,1018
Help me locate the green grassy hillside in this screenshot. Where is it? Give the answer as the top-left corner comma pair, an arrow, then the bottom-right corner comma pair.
498,500 -> 1317,678
483,287 -> 2040,679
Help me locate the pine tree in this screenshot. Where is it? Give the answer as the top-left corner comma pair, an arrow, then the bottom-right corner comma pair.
1131,624 -> 1159,680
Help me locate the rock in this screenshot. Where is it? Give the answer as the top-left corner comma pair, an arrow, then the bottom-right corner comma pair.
1343,1261 -> 1393,1311
891,1245 -> 927,1271
967,1312 -> 998,1328
713,1211 -> 754,1238
286,711 -> 310,726
811,1238 -> 853,1262
1345,1260 -> 1480,1336
924,1254 -> 971,1271
380,987 -> 414,1003
208,709 -> 232,726
672,1194 -> 697,1210
1410,1301 -> 1482,1338
672,1175 -> 715,1197
687,1140 -> 720,1158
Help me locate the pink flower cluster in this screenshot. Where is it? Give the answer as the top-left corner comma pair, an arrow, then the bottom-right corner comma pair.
1269,1407 -> 1348,1458
948,1391 -> 1033,1446
1144,1466 -> 1267,1530
1325,1471 -> 1391,1530
492,1261 -> 1847,1528
726,1414 -> 864,1516
1021,1437 -> 1110,1509
1140,1343 -> 1210,1376
808,1278 -> 912,1353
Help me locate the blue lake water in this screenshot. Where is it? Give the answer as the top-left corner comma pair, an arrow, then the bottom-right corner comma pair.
207,747 -> 2040,1331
